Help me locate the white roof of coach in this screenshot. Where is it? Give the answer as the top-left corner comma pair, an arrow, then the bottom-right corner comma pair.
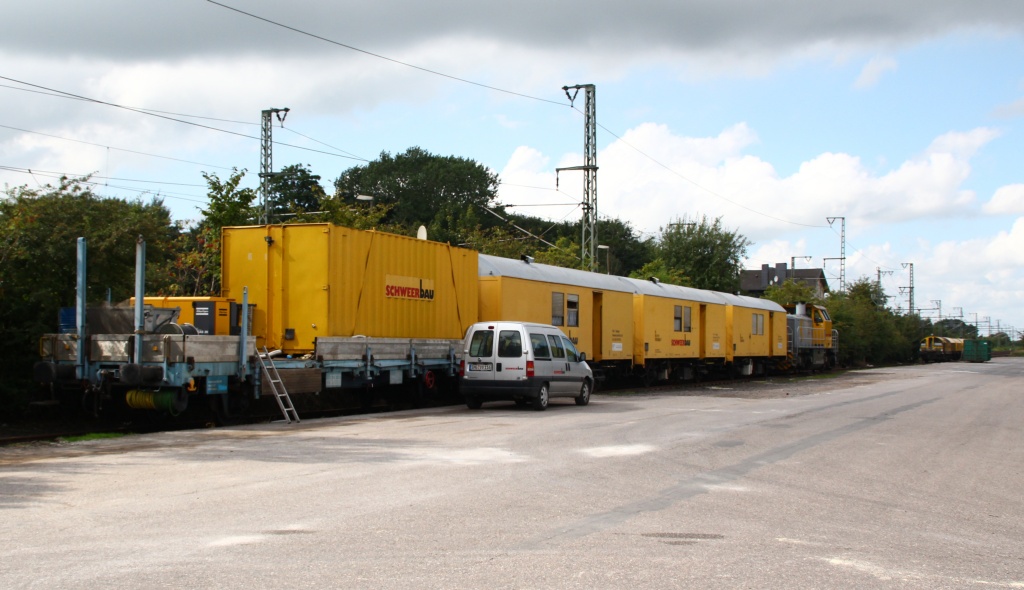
478,254 -> 630,292
614,275 -> 726,305
715,292 -> 787,313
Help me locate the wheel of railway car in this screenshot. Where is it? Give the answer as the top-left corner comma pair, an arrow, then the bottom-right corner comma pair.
642,366 -> 658,388
465,396 -> 482,410
533,383 -> 549,411
575,380 -> 591,406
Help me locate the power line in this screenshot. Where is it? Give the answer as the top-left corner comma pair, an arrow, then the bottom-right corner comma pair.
0,166 -> 208,203
0,123 -> 234,170
0,75 -> 365,161
205,0 -> 566,107
0,165 -> 206,187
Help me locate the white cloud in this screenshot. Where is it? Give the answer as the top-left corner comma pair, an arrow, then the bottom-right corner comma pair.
499,123 -> 997,242
983,184 -> 1024,215
854,56 -> 898,89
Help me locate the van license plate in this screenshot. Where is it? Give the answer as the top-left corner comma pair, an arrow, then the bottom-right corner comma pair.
469,362 -> 492,371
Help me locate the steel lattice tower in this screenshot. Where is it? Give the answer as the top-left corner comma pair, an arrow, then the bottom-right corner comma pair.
827,217 -> 846,293
901,262 -> 915,314
557,85 -> 598,271
260,107 -> 289,224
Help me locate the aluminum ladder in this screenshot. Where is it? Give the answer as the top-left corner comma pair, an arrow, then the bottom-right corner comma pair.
257,347 -> 300,423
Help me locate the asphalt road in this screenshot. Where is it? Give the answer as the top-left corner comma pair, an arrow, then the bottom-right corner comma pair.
2,360 -> 1023,589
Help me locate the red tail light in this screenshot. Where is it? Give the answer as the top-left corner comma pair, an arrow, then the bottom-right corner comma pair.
526,360 -> 535,377
459,359 -> 465,377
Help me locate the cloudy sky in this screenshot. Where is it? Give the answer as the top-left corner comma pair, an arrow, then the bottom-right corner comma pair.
3,0 -> 1024,335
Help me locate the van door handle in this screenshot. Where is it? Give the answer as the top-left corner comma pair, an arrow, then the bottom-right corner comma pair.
497,363 -> 502,372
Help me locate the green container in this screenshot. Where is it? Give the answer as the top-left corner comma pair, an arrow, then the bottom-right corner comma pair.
963,339 -> 992,363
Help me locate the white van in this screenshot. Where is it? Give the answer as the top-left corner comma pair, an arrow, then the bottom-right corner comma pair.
460,321 -> 594,411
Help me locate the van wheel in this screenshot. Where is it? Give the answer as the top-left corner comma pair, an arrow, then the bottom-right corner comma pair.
533,384 -> 549,411
575,380 -> 591,406
465,396 -> 482,410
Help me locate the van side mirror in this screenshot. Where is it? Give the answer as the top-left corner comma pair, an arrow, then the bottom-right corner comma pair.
579,352 -> 586,362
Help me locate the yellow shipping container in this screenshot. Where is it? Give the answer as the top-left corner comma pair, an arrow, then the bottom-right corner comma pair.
221,224 -> 478,353
477,255 -> 634,364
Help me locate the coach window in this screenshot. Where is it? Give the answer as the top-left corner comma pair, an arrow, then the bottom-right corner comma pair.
551,292 -> 565,326
752,313 -> 764,335
567,294 -> 579,327
684,306 -> 692,333
673,306 -> 682,331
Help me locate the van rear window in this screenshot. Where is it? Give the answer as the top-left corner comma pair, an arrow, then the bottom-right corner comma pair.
497,330 -> 523,358
468,330 -> 494,357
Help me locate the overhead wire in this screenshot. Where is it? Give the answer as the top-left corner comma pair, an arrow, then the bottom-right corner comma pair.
204,0 -> 565,107
0,123 -> 234,170
0,165 -> 208,203
0,75 -> 366,161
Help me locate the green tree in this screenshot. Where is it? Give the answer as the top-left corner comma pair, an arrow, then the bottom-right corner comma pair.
658,215 -> 750,292
0,177 -> 176,416
534,236 -> 582,268
826,277 -> 917,366
267,164 -> 327,220
629,258 -> 688,286
595,218 -> 655,276
762,279 -> 821,306
334,147 -> 501,244
200,168 -> 257,229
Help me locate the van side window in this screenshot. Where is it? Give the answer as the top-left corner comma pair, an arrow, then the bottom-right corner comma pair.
530,333 -> 551,359
567,294 -> 579,327
551,293 -> 564,326
497,330 -> 523,358
468,330 -> 494,357
561,337 -> 580,363
547,335 -> 566,359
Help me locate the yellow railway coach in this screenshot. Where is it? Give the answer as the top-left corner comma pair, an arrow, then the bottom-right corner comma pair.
720,293 -> 787,373
221,224 -> 478,354
477,254 -> 635,370
622,277 -> 729,374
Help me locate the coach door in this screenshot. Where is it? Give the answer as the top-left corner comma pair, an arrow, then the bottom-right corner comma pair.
699,304 -> 707,357
592,292 -> 603,361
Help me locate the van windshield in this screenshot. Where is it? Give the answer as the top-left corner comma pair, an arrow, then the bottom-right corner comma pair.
468,330 -> 494,357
